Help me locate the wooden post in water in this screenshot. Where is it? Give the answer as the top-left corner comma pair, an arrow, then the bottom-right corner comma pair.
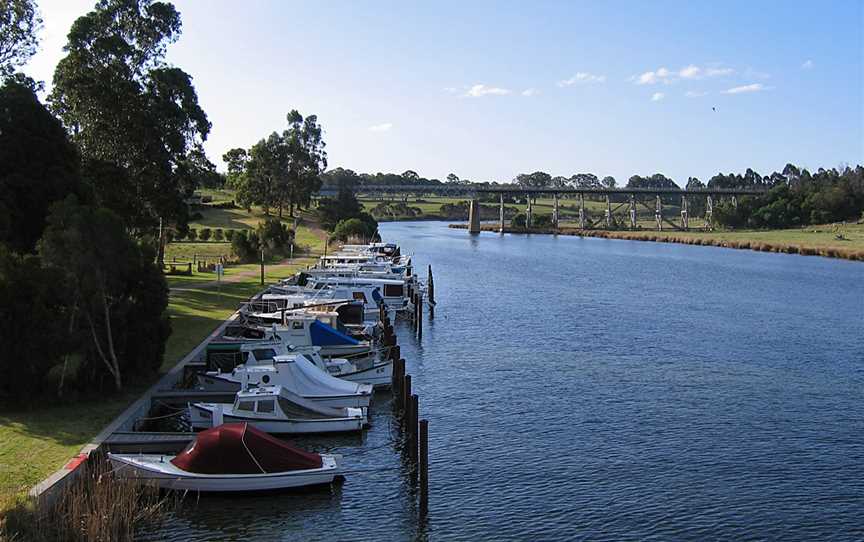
416,293 -> 423,340
410,394 -> 419,466
419,419 -> 429,515
427,265 -> 435,305
402,374 -> 412,423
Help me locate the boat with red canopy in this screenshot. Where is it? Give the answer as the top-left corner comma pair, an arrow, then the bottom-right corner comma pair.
108,423 -> 342,491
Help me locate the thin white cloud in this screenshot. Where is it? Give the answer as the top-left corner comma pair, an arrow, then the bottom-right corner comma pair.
722,83 -> 769,94
465,84 -> 512,97
521,88 -> 539,97
368,123 -> 393,132
633,65 -> 734,85
651,92 -> 665,102
801,59 -> 814,69
558,72 -> 606,87
443,87 -> 458,94
685,90 -> 709,97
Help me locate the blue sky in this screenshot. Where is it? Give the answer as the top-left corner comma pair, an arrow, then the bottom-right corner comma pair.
26,0 -> 864,186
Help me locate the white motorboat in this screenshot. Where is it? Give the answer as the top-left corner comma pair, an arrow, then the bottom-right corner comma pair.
205,340 -> 393,388
197,354 -> 373,408
189,385 -> 367,434
108,423 -> 341,492
220,315 -> 373,358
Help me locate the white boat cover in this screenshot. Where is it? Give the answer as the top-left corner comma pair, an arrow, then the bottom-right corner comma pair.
265,354 -> 371,397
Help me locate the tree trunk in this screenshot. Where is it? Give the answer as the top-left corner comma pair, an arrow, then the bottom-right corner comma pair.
102,292 -> 122,391
86,309 -> 122,391
58,302 -> 78,397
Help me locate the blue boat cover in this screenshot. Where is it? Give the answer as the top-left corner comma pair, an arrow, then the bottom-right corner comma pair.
371,287 -> 383,304
309,320 -> 360,346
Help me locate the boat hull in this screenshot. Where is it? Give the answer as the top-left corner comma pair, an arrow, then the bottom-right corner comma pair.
196,374 -> 372,408
332,360 -> 393,388
108,454 -> 341,492
189,404 -> 366,434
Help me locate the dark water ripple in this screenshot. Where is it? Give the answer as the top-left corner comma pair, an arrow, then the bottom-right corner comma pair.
142,222 -> 864,541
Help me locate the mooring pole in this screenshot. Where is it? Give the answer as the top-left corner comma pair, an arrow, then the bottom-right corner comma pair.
410,394 -> 419,466
419,419 -> 429,515
427,265 -> 435,306
402,374 -> 412,423
416,293 -> 423,340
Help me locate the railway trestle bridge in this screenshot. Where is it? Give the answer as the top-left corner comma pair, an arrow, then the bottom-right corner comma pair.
317,185 -> 767,234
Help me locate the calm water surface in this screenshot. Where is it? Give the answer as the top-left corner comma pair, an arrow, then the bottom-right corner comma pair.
146,222 -> 864,541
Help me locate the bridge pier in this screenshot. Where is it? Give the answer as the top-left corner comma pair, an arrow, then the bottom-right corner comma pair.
526,196 -> 532,228
681,195 -> 689,230
605,195 -> 612,229
655,195 -> 663,231
499,193 -> 505,233
629,194 -> 637,229
552,193 -> 559,229
578,193 -> 586,229
468,199 -> 481,234
705,195 -> 713,230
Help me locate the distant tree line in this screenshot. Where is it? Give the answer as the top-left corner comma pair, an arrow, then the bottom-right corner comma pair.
0,0 -> 214,402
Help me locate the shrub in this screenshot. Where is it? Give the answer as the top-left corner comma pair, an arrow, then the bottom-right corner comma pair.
199,228 -> 211,241
186,228 -> 198,241
224,229 -> 235,241
532,214 -> 552,227
511,213 -> 526,228
332,217 -> 376,242
190,211 -> 203,220
213,228 -> 224,241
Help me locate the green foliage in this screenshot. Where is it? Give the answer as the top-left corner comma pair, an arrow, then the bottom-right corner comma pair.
213,228 -> 224,241
370,201 -> 423,218
224,229 -> 235,241
0,0 -> 42,79
317,180 -> 365,230
532,214 -> 552,227
186,228 -> 197,241
229,110 -> 326,218
40,197 -> 170,391
0,81 -> 82,253
0,247 -> 71,401
49,0 -> 210,233
332,217 -> 377,242
511,213 -> 526,228
230,219 -> 294,262
713,166 -> 864,229
199,227 -> 211,241
627,173 -> 678,189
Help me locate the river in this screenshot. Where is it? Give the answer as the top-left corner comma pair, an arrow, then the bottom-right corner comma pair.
145,221 -> 864,541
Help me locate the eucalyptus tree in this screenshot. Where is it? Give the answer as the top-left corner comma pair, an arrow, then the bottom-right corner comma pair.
280,110 -> 326,217
50,0 -> 211,235
0,0 -> 42,79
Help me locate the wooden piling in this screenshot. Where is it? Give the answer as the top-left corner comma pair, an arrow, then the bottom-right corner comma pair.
390,344 -> 401,363
419,419 -> 429,514
410,394 -> 419,465
427,265 -> 435,305
402,374 -> 412,421
416,293 -> 423,340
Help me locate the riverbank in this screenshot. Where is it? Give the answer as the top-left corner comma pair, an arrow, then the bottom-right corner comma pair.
0,223 -> 327,514
450,223 -> 864,261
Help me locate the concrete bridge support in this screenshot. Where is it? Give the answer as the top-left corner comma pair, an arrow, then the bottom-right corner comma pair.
629,194 -> 637,229
552,193 -> 559,229
498,193 -> 505,233
681,195 -> 689,230
526,196 -> 532,228
578,193 -> 586,229
655,195 -> 663,231
468,198 -> 481,234
605,195 -> 613,229
705,195 -> 713,230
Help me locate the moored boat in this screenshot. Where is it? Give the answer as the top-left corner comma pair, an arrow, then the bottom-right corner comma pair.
108,423 -> 341,492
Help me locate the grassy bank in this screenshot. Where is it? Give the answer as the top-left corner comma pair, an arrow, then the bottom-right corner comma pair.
453,222 -> 864,261
0,212 -> 326,514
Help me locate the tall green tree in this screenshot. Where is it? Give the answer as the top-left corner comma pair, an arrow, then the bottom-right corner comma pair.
280,110 -> 326,217
40,197 -> 170,391
0,0 -> 42,79
0,80 -> 82,253
50,0 -> 211,234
